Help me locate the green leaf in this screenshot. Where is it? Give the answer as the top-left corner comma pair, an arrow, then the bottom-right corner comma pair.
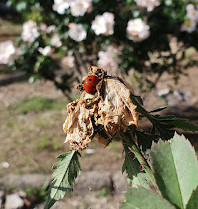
154,115 -> 175,121
152,122 -> 175,140
186,187 -> 198,209
136,130 -> 159,151
120,187 -> 176,209
165,118 -> 198,132
122,133 -> 140,180
122,132 -> 156,186
154,115 -> 198,131
122,145 -> 140,180
149,105 -> 168,113
44,150 -> 81,209
150,133 -> 198,209
128,173 -> 150,190
133,95 -> 143,105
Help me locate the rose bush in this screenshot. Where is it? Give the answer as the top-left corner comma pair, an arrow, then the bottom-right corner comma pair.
1,0 -> 198,96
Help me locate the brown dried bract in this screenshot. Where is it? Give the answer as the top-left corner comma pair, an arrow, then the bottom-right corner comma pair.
63,66 -> 139,151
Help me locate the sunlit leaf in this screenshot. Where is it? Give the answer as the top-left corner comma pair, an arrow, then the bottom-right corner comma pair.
150,133 -> 198,209
44,150 -> 81,209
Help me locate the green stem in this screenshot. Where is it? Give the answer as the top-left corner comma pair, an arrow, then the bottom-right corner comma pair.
132,144 -> 156,186
122,131 -> 156,187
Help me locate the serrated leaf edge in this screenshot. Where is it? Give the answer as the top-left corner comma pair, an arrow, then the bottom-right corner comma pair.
150,132 -> 198,208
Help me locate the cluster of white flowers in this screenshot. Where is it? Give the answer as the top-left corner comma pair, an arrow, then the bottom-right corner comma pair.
0,41 -> 18,64
38,46 -> 52,56
61,56 -> 75,68
51,34 -> 62,47
98,45 -> 122,75
91,12 -> 115,36
127,18 -> 150,42
53,0 -> 92,16
21,20 -> 40,43
135,0 -> 160,12
19,9 -> 152,53
181,4 -> 198,33
68,23 -> 87,42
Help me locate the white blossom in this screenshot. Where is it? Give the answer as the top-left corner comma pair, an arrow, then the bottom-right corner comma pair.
98,45 -> 122,75
186,4 -> 198,22
0,41 -> 17,64
51,34 -> 62,47
53,0 -> 71,14
181,19 -> 196,33
68,23 -> 87,42
38,46 -> 52,56
91,12 -> 115,36
21,20 -> 40,43
135,0 -> 160,12
70,0 -> 92,17
127,18 -> 150,42
61,56 -> 75,68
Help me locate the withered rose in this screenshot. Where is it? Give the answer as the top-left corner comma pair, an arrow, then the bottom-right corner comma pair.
63,66 -> 139,151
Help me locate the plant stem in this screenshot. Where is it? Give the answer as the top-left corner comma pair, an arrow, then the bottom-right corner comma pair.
131,144 -> 156,186
123,131 -> 156,187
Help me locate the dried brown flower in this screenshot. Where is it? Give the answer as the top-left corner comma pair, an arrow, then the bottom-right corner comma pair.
63,66 -> 139,151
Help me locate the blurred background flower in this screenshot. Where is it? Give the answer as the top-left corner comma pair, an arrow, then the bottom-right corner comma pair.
91,12 -> 115,36
126,18 -> 150,42
68,23 -> 87,42
61,56 -> 75,68
0,40 -> 17,64
135,0 -> 160,12
21,20 -> 39,42
53,0 -> 71,14
70,0 -> 92,17
38,46 -> 52,56
98,45 -> 121,75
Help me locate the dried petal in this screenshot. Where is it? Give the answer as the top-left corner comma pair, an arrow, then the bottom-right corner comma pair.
95,78 -> 138,137
63,93 -> 95,151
